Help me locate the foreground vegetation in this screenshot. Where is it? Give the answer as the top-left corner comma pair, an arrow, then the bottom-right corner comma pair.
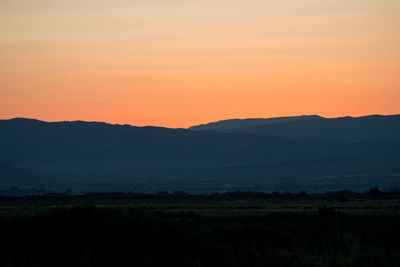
0,191 -> 400,266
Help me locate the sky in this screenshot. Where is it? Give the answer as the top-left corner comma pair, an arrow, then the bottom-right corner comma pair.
1,0 -> 399,128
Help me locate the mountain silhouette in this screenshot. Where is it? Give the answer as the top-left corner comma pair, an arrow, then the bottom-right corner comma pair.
189,115 -> 322,131
189,114 -> 400,143
0,116 -> 399,192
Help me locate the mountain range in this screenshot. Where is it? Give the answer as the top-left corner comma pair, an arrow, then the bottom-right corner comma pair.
0,115 -> 399,193
189,115 -> 322,131
190,114 -> 400,142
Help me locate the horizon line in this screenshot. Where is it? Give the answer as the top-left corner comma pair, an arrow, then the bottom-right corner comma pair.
1,113 -> 399,129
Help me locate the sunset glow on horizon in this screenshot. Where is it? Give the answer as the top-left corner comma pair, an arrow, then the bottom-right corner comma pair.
1,0 -> 399,128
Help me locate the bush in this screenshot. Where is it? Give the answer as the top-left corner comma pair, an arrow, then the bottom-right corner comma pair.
318,204 -> 338,217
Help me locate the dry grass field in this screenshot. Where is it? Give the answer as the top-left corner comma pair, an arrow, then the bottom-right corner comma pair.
1,191 -> 400,266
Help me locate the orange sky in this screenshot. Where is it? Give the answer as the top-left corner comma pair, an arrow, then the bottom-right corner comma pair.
1,0 -> 399,128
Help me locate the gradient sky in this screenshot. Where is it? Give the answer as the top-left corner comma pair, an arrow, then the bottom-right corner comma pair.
1,0 -> 399,128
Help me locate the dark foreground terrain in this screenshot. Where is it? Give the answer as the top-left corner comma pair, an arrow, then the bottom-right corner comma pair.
1,191 -> 400,267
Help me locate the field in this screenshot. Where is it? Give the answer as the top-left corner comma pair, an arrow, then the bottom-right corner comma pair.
0,191 -> 400,267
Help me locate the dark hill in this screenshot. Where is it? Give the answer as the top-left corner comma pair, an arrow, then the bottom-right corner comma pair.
0,118 -> 305,164
0,117 -> 399,192
191,114 -> 400,143
189,115 -> 322,131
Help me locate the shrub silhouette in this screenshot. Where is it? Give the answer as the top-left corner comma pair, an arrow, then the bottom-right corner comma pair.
0,205 -> 399,266
369,186 -> 381,195
318,204 -> 338,217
